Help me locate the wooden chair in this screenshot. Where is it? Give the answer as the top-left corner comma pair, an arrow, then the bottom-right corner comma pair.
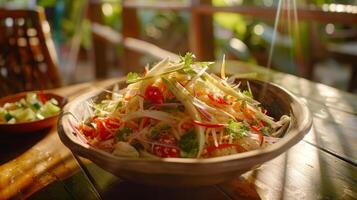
0,7 -> 62,97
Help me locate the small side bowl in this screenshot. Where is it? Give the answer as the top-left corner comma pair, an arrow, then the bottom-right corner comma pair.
57,79 -> 312,187
0,91 -> 67,134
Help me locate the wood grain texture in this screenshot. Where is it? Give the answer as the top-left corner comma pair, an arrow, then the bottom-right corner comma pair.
218,133 -> 357,200
121,3 -> 141,73
189,0 -> 215,61
88,3 -> 109,79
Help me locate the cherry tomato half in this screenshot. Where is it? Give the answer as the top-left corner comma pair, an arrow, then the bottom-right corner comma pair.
37,91 -> 47,104
145,85 -> 164,104
94,117 -> 121,140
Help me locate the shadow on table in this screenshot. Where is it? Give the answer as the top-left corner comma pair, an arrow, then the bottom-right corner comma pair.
0,128 -> 49,164
102,181 -> 236,200
43,160 -> 262,200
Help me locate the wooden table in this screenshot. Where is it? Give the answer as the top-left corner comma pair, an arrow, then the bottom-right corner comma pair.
1,61 -> 356,200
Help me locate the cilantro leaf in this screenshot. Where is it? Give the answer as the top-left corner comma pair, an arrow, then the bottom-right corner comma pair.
179,130 -> 198,158
179,52 -> 197,75
180,52 -> 195,66
151,129 -> 160,139
151,124 -> 172,139
117,126 -> 133,141
225,120 -> 249,139
126,72 -> 140,84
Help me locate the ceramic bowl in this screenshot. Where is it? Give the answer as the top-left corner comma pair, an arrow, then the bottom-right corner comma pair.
0,91 -> 67,134
57,79 -> 312,187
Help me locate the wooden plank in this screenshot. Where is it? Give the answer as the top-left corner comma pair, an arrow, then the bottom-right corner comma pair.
270,72 -> 357,115
101,182 -> 230,200
58,130 -> 356,200
304,99 -> 357,130
59,162 -> 231,200
218,132 -> 357,199
305,118 -> 357,165
0,127 -> 78,199
349,65 -> 357,92
123,1 -> 188,11
91,23 -> 180,62
121,4 -> 141,73
120,3 -> 357,25
189,0 -> 215,61
193,5 -> 357,24
29,168 -> 101,200
88,2 -> 109,79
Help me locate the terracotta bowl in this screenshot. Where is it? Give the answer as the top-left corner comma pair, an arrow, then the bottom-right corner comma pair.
57,79 -> 312,187
0,91 -> 67,134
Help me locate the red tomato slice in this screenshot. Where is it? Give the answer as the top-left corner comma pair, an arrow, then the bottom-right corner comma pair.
37,91 -> 47,104
145,85 -> 164,104
153,134 -> 179,158
79,124 -> 96,138
94,117 -> 121,140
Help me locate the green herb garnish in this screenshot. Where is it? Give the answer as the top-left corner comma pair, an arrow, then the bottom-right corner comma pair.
117,126 -> 133,141
242,90 -> 253,98
179,130 -> 198,158
151,124 -> 171,139
4,113 -> 13,122
33,102 -> 41,110
260,126 -> 271,136
225,120 -> 249,139
151,129 -> 160,139
126,72 -> 140,84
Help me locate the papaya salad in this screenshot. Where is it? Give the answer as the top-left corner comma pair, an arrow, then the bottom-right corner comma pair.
76,53 -> 290,159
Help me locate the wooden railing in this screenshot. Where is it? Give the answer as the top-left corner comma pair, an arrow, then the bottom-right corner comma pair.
88,0 -> 357,90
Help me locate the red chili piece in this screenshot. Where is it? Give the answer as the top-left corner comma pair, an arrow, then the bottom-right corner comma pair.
192,120 -> 225,128
207,94 -> 229,105
153,134 -> 179,158
250,125 -> 264,146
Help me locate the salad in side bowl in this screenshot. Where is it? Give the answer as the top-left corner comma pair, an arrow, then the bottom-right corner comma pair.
0,91 -> 66,133
58,53 -> 312,186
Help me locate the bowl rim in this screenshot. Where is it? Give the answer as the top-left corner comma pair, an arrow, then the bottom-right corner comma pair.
58,79 -> 312,164
0,91 -> 67,126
